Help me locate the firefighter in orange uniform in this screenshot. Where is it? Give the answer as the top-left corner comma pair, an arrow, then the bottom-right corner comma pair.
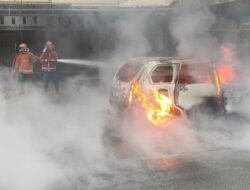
40,41 -> 59,92
14,43 -> 37,84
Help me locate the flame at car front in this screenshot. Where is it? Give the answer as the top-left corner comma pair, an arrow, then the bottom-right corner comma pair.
128,80 -> 172,127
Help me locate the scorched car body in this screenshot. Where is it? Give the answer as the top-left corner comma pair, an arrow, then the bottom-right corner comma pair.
104,56 -> 242,142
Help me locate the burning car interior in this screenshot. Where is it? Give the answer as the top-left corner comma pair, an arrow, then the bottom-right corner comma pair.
151,65 -> 173,83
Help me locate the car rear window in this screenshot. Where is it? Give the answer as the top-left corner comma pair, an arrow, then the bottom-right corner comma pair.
178,64 -> 212,84
151,65 -> 173,83
116,63 -> 143,82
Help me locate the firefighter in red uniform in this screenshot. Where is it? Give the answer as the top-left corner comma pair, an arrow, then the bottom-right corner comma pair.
14,43 -> 37,84
40,41 -> 59,92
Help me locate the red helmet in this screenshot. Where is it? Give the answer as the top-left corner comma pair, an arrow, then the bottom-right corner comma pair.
45,41 -> 53,47
19,43 -> 28,48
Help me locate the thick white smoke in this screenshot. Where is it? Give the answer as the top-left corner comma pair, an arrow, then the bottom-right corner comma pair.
170,0 -> 218,58
112,13 -> 152,60
120,111 -> 202,159
0,68 -> 109,190
168,0 -> 250,151
0,11 -> 159,189
1,1 -> 250,189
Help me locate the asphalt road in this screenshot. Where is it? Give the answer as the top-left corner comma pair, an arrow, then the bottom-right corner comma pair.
49,145 -> 250,190
47,85 -> 250,190
3,79 -> 250,190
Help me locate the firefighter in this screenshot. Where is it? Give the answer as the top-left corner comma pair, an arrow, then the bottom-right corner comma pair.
40,41 -> 59,92
14,43 -> 37,87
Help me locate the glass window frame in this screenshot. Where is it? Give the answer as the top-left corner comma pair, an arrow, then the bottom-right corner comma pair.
150,64 -> 174,84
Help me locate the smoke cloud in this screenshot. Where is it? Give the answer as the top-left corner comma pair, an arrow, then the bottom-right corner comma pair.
169,0 -> 218,58
1,0 -> 250,189
168,0 -> 250,152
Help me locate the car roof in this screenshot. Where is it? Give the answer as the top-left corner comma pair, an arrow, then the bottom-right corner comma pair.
126,57 -> 211,65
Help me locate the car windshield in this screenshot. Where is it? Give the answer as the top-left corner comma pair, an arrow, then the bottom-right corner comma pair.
116,63 -> 143,82
178,64 -> 212,84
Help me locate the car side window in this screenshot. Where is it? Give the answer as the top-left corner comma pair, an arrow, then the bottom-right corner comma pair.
151,65 -> 173,83
116,63 -> 143,82
178,64 -> 212,84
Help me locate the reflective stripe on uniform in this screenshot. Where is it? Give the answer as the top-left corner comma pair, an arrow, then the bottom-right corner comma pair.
19,59 -> 30,63
19,69 -> 33,74
42,66 -> 56,70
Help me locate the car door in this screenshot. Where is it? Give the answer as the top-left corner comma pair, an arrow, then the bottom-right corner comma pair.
109,62 -> 144,110
141,63 -> 177,103
175,63 -> 217,110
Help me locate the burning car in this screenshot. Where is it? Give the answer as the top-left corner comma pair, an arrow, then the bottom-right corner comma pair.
105,56 -> 241,141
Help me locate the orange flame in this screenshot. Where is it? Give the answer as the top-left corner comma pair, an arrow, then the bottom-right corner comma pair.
219,45 -> 236,84
213,64 -> 236,104
212,67 -> 221,105
128,80 -> 172,127
217,65 -> 235,84
220,45 -> 232,62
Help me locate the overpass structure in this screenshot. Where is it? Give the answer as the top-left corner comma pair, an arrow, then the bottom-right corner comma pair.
0,1 -> 176,34
0,0 -> 248,66
0,0 -> 242,32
